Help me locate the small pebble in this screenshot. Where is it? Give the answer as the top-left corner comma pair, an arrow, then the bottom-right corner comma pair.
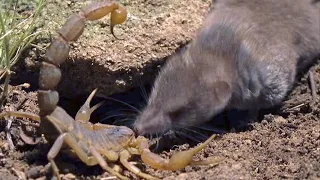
274,116 -> 288,124
176,173 -> 189,180
58,161 -> 77,174
63,173 -> 76,180
261,120 -> 268,125
27,165 -> 44,179
1,141 -> 9,153
244,139 -> 252,145
11,168 -> 26,180
288,162 -> 300,173
44,163 -> 53,177
36,177 -> 46,180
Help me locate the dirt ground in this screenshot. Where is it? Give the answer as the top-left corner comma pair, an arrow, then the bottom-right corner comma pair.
0,0 -> 319,180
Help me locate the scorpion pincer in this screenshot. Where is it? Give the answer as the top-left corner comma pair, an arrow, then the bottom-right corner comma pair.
0,1 -> 221,179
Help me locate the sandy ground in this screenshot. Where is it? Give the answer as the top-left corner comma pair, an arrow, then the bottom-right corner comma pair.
0,0 -> 319,180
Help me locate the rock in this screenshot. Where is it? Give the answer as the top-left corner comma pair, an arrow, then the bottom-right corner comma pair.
27,165 -> 44,179
274,116 -> 288,124
62,173 -> 76,180
176,173 -> 189,180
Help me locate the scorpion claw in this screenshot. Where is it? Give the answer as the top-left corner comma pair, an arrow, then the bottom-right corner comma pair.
119,150 -> 160,180
136,135 -> 221,171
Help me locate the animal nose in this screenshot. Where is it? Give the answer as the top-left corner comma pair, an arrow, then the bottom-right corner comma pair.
133,124 -> 143,135
133,126 -> 139,134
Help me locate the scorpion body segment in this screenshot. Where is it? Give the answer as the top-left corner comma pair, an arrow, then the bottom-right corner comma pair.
57,13 -> 86,42
39,62 -> 61,90
46,106 -> 135,155
0,1 -> 221,179
45,36 -> 70,66
38,0 -> 128,117
37,90 -> 59,116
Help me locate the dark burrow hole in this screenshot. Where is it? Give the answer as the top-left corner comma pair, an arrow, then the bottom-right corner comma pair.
6,62 -> 309,152
6,45 -> 315,153
58,83 -> 153,127
55,81 -> 285,152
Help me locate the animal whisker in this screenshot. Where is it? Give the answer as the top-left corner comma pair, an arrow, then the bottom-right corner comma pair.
172,124 -> 209,141
175,122 -> 227,134
174,131 -> 203,143
100,113 -> 134,122
97,94 -> 142,113
138,77 -> 149,104
112,118 -> 136,126
153,132 -> 160,152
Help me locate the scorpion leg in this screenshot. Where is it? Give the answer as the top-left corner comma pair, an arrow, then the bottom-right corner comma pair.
0,111 -> 42,145
46,131 -> 98,180
89,146 -> 130,180
75,89 -> 104,122
119,150 -> 160,180
47,107 -> 129,179
0,111 -> 40,122
47,131 -> 128,180
135,135 -> 223,170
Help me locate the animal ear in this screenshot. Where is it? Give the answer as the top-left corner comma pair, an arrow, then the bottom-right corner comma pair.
198,80 -> 231,116
212,81 -> 232,105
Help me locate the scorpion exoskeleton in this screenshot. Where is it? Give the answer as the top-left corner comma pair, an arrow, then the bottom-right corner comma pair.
0,1 -> 221,179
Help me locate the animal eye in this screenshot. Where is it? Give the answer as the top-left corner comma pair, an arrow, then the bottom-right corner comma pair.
168,108 -> 184,121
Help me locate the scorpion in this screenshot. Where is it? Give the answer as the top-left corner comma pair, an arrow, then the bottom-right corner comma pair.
0,1 -> 221,180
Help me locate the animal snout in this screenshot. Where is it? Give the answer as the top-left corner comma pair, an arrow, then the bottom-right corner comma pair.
133,125 -> 142,135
